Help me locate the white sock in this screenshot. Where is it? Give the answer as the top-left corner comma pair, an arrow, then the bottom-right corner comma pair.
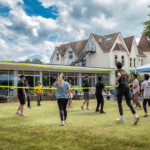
120,115 -> 124,119
134,114 -> 138,118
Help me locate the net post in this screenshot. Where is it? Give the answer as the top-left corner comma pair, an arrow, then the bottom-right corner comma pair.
135,68 -> 136,74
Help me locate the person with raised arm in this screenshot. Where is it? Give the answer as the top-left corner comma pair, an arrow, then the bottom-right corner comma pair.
54,74 -> 71,126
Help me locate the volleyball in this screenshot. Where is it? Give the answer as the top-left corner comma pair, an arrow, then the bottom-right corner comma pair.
99,39 -> 103,43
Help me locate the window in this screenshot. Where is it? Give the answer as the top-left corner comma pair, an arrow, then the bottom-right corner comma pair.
130,58 -> 132,67
114,55 -> 118,65
91,41 -> 96,51
133,58 -> 136,67
56,53 -> 59,61
82,59 -> 86,67
121,56 -> 125,66
68,51 -> 73,59
105,37 -> 113,42
141,59 -> 143,66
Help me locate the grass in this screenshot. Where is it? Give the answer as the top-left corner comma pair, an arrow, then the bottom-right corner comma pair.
0,100 -> 150,150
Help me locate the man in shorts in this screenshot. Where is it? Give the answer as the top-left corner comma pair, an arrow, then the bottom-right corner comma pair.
81,75 -> 92,110
141,74 -> 150,117
16,75 -> 27,117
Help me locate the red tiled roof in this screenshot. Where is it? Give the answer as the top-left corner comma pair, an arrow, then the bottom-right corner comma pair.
138,33 -> 150,52
92,32 -> 120,52
123,36 -> 134,52
57,40 -> 88,57
113,43 -> 126,51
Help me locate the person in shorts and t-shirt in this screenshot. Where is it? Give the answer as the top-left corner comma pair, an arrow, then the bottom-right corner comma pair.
131,74 -> 142,110
81,75 -> 92,110
141,74 -> 150,117
16,75 -> 27,117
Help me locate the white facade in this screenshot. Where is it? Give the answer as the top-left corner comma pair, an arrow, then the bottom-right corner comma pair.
50,32 -> 150,85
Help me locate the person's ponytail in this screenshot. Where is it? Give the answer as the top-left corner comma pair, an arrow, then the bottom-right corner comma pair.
58,74 -> 65,87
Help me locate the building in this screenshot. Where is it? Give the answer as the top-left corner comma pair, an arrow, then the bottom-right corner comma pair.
0,62 -> 111,96
50,32 -> 150,69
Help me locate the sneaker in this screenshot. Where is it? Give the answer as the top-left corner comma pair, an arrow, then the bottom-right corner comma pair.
16,111 -> 20,115
86,107 -> 91,110
28,106 -> 32,109
64,120 -> 67,124
100,111 -> 106,114
137,107 -> 142,110
60,121 -> 65,126
116,117 -> 124,123
95,110 -> 100,112
20,113 -> 27,117
134,115 -> 139,125
81,105 -> 84,110
143,114 -> 148,117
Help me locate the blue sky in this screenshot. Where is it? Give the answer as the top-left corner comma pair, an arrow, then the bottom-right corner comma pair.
0,0 -> 149,63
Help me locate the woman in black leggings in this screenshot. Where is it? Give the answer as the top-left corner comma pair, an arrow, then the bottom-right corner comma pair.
54,74 -> 71,126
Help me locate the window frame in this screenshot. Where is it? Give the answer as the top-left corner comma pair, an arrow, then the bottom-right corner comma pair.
130,58 -> 132,67
56,53 -> 59,61
82,59 -> 86,67
121,55 -> 125,66
90,41 -> 96,51
68,51 -> 73,59
133,58 -> 136,68
114,55 -> 118,65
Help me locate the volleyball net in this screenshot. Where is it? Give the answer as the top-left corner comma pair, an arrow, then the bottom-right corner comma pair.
0,61 -> 136,93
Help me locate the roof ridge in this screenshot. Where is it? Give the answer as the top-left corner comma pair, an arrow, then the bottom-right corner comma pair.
123,36 -> 134,39
59,39 -> 88,47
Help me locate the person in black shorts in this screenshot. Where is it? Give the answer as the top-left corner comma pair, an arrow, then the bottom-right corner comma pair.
95,76 -> 109,113
115,62 -> 139,125
16,75 -> 27,117
81,75 -> 92,110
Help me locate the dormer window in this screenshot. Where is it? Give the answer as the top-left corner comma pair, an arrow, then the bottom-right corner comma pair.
91,41 -> 96,51
68,51 -> 73,59
56,53 -> 59,61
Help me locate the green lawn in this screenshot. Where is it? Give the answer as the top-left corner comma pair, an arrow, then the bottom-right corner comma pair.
0,100 -> 150,150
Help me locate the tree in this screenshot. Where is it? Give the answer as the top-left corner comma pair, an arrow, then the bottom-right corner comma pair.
143,5 -> 150,40
22,58 -> 43,64
32,58 -> 43,64
24,59 -> 31,63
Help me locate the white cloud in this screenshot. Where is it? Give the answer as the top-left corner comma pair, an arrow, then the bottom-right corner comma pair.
0,0 -> 23,9
0,0 -> 149,63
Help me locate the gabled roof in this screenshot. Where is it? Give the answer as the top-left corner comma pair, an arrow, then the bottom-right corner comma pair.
57,40 -> 88,57
138,33 -> 150,52
113,43 -> 126,51
123,36 -> 134,52
137,47 -> 146,56
92,32 -> 120,52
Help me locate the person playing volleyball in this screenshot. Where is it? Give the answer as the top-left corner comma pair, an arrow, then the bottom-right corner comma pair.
54,74 -> 71,126
115,62 -> 139,125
